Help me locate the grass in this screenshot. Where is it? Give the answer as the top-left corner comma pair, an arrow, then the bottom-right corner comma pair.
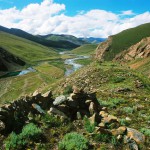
0,62 -> 64,104
4,123 -> 42,150
0,31 -> 59,64
71,44 -> 98,55
52,61 -> 150,146
74,58 -> 92,66
103,23 -> 150,60
58,132 -> 89,150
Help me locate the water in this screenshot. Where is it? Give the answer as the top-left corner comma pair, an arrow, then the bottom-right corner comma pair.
18,67 -> 35,76
64,55 -> 89,76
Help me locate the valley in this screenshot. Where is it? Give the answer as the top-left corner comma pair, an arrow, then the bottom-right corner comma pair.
0,23 -> 150,150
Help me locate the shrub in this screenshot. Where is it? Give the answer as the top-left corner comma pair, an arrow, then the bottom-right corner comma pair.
93,133 -> 118,146
41,113 -> 62,128
99,98 -> 126,108
122,107 -> 134,114
5,123 -> 42,150
140,128 -> 150,137
20,123 -> 42,140
63,85 -> 73,95
84,117 -> 96,133
58,132 -> 89,150
111,76 -> 125,83
119,118 -> 129,126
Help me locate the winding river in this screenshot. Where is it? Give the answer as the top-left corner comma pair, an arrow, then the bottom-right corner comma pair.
0,53 -> 89,78
64,55 -> 89,76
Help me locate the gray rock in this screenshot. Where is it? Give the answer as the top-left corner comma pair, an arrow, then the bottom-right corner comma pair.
127,128 -> 145,144
42,90 -> 52,98
53,95 -> 67,106
0,121 -> 5,131
89,102 -> 96,115
48,107 -> 68,118
32,103 -> 45,114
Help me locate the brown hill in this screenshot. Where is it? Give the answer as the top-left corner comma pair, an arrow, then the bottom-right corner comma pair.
114,37 -> 150,62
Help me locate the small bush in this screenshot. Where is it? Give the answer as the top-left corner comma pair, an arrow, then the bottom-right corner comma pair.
5,123 -> 42,150
93,133 -> 118,146
119,118 -> 129,126
58,132 -> 89,150
111,76 -> 125,83
20,123 -> 42,140
99,98 -> 126,108
84,117 -> 96,133
140,128 -> 150,137
63,85 -> 73,95
41,113 -> 62,128
122,107 -> 134,114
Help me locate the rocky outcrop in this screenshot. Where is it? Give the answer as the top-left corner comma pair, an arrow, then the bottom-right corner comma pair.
0,90 -> 53,132
114,37 -> 150,62
0,47 -> 25,72
0,87 -> 145,149
95,36 -> 112,61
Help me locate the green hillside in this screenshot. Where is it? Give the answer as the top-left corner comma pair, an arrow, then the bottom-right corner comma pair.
40,34 -> 88,46
0,26 -> 80,49
104,23 -> 150,60
71,44 -> 98,55
0,31 -> 59,64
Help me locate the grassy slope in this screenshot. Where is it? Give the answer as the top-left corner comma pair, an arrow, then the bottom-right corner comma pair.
50,61 -> 150,147
71,44 -> 98,55
0,31 -> 59,64
129,57 -> 150,77
0,62 -> 64,104
104,23 -> 150,60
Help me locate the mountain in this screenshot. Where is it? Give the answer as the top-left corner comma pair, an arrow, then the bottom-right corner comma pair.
0,47 -> 25,72
0,26 -> 81,50
39,34 -> 88,46
0,31 -> 59,72
80,37 -> 106,44
95,23 -> 150,61
114,37 -> 150,62
114,37 -> 150,78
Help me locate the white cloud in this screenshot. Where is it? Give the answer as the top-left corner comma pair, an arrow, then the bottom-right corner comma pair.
121,10 -> 135,16
0,0 -> 150,38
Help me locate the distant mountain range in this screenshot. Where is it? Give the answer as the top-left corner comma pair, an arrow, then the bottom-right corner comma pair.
0,25 -> 106,73
0,26 -> 82,50
79,37 -> 106,44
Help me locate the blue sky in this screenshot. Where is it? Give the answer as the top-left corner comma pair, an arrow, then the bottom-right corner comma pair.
0,0 -> 150,37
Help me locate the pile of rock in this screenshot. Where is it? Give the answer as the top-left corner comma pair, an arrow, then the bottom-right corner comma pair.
48,86 -> 101,120
0,90 -> 53,132
0,86 -> 145,149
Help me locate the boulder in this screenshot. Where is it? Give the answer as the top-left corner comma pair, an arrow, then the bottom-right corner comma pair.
53,95 -> 67,106
76,112 -> 82,120
48,107 -> 68,119
99,111 -> 108,118
72,85 -> 81,94
85,100 -> 92,105
42,90 -> 52,98
98,122 -> 105,128
89,113 -> 96,124
32,90 -> 41,97
111,126 -> 127,136
0,121 -> 5,131
101,115 -> 118,124
89,102 -> 97,115
127,128 -> 145,144
32,103 -> 45,114
70,93 -> 78,100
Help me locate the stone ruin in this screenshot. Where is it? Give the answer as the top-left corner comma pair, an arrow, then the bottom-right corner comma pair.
0,86 -> 145,149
